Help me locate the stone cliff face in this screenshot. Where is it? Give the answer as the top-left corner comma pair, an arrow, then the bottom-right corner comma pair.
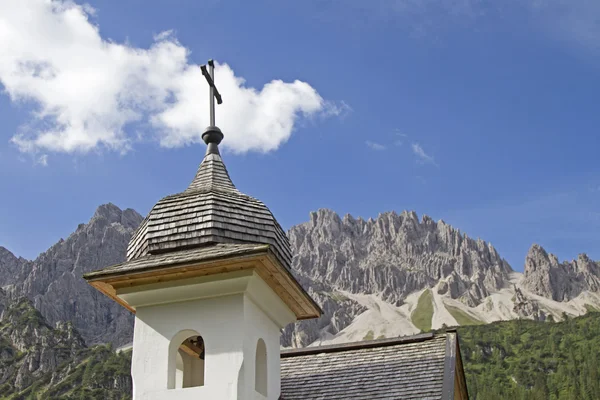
0,247 -> 29,287
0,294 -> 86,392
0,293 -> 131,398
522,244 -> 600,301
282,209 -> 515,347
289,209 -> 513,307
512,285 -> 546,321
280,274 -> 366,348
2,204 -> 142,346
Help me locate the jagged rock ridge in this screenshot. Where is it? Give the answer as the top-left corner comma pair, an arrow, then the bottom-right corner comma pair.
290,209 -> 512,306
283,210 -> 600,347
0,247 -> 29,287
2,205 -> 600,351
0,204 -> 142,346
522,244 -> 600,301
282,208 -> 515,347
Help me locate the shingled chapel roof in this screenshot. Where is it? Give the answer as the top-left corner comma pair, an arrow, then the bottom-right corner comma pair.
125,127 -> 293,270
83,126 -> 321,320
280,331 -> 469,400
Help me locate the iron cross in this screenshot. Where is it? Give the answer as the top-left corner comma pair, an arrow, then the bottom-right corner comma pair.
200,59 -> 223,127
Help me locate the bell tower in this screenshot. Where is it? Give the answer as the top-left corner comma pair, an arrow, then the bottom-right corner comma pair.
84,60 -> 321,400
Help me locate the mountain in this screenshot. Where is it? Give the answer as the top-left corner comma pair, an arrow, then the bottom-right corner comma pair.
282,209 -> 600,347
0,204 -> 142,346
2,205 -> 600,350
0,292 -> 131,399
0,294 -> 85,396
1,203 -> 600,397
281,208 -> 513,347
522,244 -> 600,302
0,247 -> 28,287
290,209 -> 512,306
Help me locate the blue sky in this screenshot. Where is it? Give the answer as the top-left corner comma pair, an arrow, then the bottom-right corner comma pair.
1,0 -> 599,270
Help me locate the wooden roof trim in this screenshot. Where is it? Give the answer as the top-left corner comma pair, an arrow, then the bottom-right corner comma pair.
453,332 -> 470,400
261,253 -> 322,319
89,280 -> 135,313
280,332 -> 436,358
441,331 -> 458,400
84,245 -> 269,282
87,258 -> 259,315
85,246 -> 321,320
106,258 -> 255,289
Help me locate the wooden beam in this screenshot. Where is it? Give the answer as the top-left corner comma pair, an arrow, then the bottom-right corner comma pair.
86,252 -> 321,320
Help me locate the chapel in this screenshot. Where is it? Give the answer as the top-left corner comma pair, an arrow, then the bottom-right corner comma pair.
84,60 -> 469,400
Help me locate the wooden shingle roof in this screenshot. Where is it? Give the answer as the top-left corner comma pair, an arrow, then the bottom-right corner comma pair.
280,331 -> 469,400
126,144 -> 292,270
84,131 -> 322,321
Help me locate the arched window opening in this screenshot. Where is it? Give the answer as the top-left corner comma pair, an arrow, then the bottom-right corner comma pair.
169,333 -> 205,389
255,338 -> 268,396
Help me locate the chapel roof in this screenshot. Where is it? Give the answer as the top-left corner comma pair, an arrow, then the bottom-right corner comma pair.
125,127 -> 292,270
280,331 -> 469,400
83,127 -> 321,321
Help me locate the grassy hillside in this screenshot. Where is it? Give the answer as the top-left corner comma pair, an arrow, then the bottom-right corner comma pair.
411,289 -> 434,331
446,304 -> 484,326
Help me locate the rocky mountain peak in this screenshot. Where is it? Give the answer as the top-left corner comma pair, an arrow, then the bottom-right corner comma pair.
0,246 -> 19,264
4,202 -> 600,353
92,203 -> 143,230
522,244 -> 600,301
525,244 -> 550,270
289,209 -> 513,308
577,253 -> 591,263
0,247 -> 30,287
308,208 -> 341,225
2,204 -> 143,346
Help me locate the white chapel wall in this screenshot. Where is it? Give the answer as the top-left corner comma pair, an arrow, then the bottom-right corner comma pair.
131,294 -> 246,400
241,294 -> 283,400
130,285 -> 288,400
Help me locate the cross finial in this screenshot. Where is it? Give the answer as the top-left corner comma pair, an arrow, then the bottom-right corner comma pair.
200,59 -> 223,127
200,59 -> 224,154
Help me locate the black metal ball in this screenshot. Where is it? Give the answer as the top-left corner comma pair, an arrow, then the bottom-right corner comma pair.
202,126 -> 224,145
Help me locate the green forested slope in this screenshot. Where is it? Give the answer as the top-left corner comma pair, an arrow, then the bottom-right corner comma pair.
457,312 -> 600,400
5,305 -> 600,399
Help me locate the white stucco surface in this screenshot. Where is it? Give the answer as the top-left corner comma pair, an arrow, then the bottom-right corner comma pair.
127,270 -> 294,400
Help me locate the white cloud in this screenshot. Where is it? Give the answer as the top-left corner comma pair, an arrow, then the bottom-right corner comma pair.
36,154 -> 48,166
324,100 -> 353,118
0,0 -> 342,156
411,143 -> 437,165
366,141 -> 386,151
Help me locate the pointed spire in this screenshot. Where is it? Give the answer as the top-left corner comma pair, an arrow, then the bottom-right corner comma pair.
185,126 -> 238,194
122,59 -> 294,273
186,58 -> 231,192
